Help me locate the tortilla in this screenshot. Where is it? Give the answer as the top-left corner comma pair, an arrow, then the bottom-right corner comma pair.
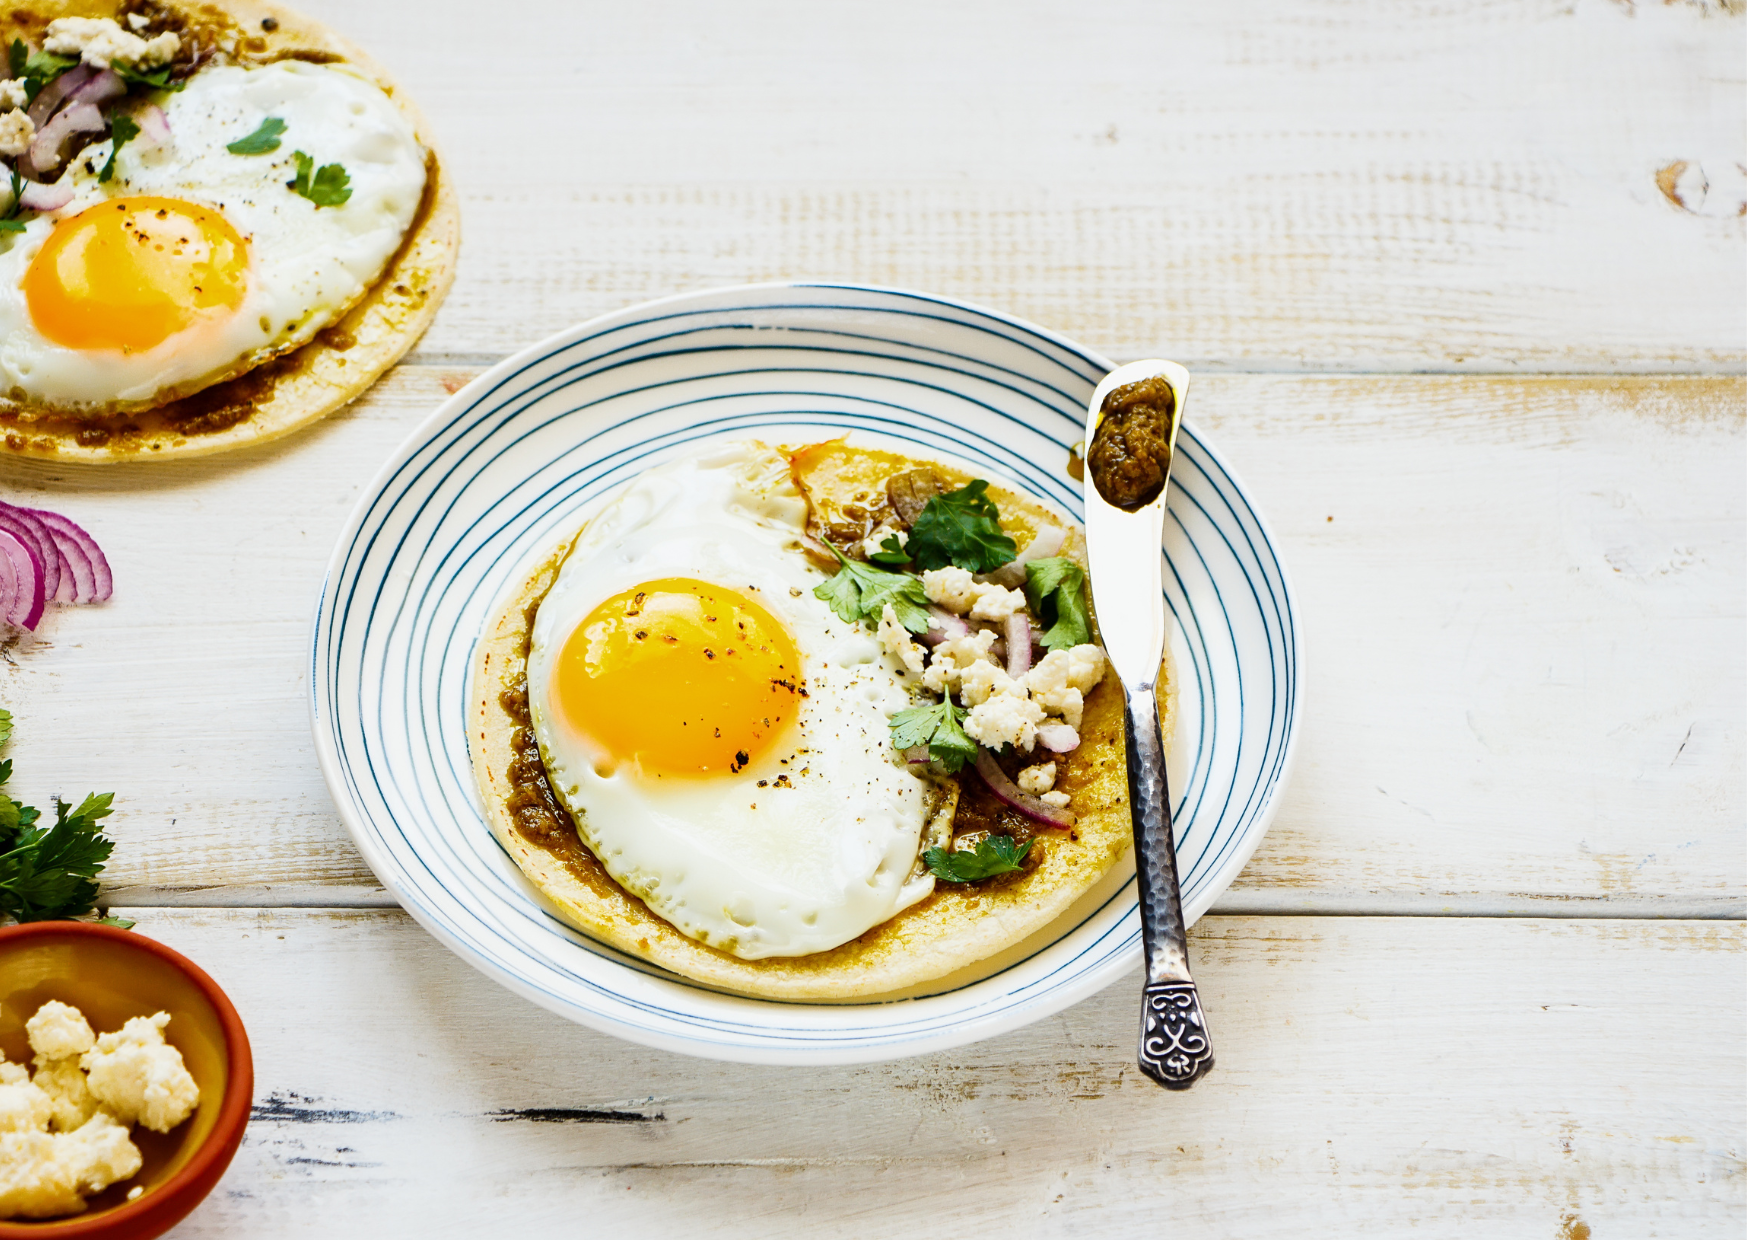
467,441 -> 1175,1000
0,0 -> 459,463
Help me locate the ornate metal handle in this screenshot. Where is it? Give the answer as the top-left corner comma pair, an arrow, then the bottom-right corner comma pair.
1124,682 -> 1215,1090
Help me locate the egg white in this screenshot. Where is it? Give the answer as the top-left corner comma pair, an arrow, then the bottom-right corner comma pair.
0,60 -> 426,411
526,442 -> 940,960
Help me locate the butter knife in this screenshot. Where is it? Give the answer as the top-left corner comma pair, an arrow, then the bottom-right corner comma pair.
1081,359 -> 1214,1091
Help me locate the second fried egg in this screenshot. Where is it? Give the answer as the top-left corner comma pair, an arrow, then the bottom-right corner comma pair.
526,442 -> 938,960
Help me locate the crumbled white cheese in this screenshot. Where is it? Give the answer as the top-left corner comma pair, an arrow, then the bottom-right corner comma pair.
0,1131 -> 83,1219
920,628 -> 999,694
876,604 -> 926,678
1017,762 -> 1057,795
58,1112 -> 139,1195
0,1065 -> 24,1087
968,584 -> 1026,622
27,1002 -> 94,1064
1040,790 -> 1072,809
125,13 -> 150,31
0,110 -> 32,159
1026,648 -> 1106,729
860,524 -> 907,561
921,566 -> 978,612
963,688 -> 1045,752
0,80 -> 26,112
0,1075 -> 51,1135
43,17 -> 179,70
956,658 -> 1016,706
32,1061 -> 98,1135
81,1012 -> 199,1134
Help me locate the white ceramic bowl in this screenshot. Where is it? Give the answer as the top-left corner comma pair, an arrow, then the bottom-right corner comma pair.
311,283 -> 1301,1065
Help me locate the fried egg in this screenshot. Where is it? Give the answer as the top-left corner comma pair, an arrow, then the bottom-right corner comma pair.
0,60 -> 426,412
526,443 -> 939,959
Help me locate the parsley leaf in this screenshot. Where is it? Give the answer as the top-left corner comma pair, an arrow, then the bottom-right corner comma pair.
226,116 -> 286,155
924,834 -> 1032,882
906,480 -> 1016,573
0,708 -> 11,749
18,46 -> 76,101
111,59 -> 185,92
889,697 -> 977,772
866,534 -> 912,567
98,114 -> 139,184
812,544 -> 931,633
0,792 -> 117,923
1024,557 -> 1092,651
289,150 -> 351,207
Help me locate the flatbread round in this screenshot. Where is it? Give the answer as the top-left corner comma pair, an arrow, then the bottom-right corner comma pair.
0,0 -> 458,463
468,442 -> 1175,1000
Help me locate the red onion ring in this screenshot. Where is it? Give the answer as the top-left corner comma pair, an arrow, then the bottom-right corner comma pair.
28,101 -> 104,174
972,747 -> 1076,829
0,505 -> 59,604
18,508 -> 109,603
17,181 -> 71,212
26,64 -> 93,129
0,527 -> 45,630
136,103 -> 170,145
903,746 -> 930,766
1004,611 -> 1032,678
917,606 -> 969,647
1036,723 -> 1080,753
66,69 -> 124,112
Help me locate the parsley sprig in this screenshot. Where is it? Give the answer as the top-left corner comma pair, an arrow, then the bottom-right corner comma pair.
889,697 -> 977,773
111,58 -> 185,93
98,114 -> 139,184
0,712 -> 130,927
906,480 -> 1017,573
227,116 -> 286,155
0,167 -> 26,234
290,150 -> 352,207
924,834 -> 1031,882
813,543 -> 930,633
1024,557 -> 1092,651
8,40 -> 76,102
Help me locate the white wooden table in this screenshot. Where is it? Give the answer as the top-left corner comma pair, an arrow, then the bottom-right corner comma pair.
0,1 -> 1742,1234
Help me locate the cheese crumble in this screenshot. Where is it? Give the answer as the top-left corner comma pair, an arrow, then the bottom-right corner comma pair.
0,1001 -> 200,1219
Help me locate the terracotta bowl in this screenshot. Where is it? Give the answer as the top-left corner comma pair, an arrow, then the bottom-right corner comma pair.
0,922 -> 252,1239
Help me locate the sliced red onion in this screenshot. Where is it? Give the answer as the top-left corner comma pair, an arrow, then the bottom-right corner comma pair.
27,64 -> 93,129
29,101 -> 105,174
1036,723 -> 1080,754
1005,611 -> 1032,678
973,747 -> 1077,829
0,528 -> 45,631
20,508 -> 109,603
136,104 -> 170,145
66,69 -> 125,111
0,505 -> 58,604
917,606 -> 969,647
903,746 -> 930,766
17,181 -> 71,212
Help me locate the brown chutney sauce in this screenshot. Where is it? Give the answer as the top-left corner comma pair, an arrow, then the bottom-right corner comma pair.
1086,376 -> 1176,511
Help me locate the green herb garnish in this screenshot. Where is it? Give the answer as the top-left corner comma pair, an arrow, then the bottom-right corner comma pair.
98,114 -> 139,184
813,543 -> 930,633
924,834 -> 1031,882
1024,557 -> 1092,651
289,150 -> 351,207
906,480 -> 1016,573
0,720 -> 127,926
890,697 -> 977,773
111,59 -> 184,92
226,116 -> 286,155
0,166 -> 25,232
865,533 -> 912,568
14,43 -> 76,101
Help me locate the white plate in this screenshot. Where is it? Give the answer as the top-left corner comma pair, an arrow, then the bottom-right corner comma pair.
311,283 -> 1300,1065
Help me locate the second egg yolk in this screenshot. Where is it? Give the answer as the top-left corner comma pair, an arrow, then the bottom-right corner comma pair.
551,579 -> 803,778
23,195 -> 249,353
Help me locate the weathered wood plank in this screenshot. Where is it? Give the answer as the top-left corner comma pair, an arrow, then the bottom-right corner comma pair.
102,909 -> 1740,1238
291,0 -> 1744,372
0,371 -> 1736,914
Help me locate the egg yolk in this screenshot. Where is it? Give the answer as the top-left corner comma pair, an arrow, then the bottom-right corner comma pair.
23,196 -> 249,353
552,578 -> 803,778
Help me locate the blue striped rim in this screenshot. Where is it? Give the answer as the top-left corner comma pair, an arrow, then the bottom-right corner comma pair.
310,282 -> 1299,1062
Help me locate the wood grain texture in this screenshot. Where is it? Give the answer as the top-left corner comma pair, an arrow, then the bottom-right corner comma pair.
0,371 -> 1733,914
278,0 -> 1746,372
95,908 -> 1739,1238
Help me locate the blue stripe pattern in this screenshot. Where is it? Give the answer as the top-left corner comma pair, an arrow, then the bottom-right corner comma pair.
309,283 -> 1300,1065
